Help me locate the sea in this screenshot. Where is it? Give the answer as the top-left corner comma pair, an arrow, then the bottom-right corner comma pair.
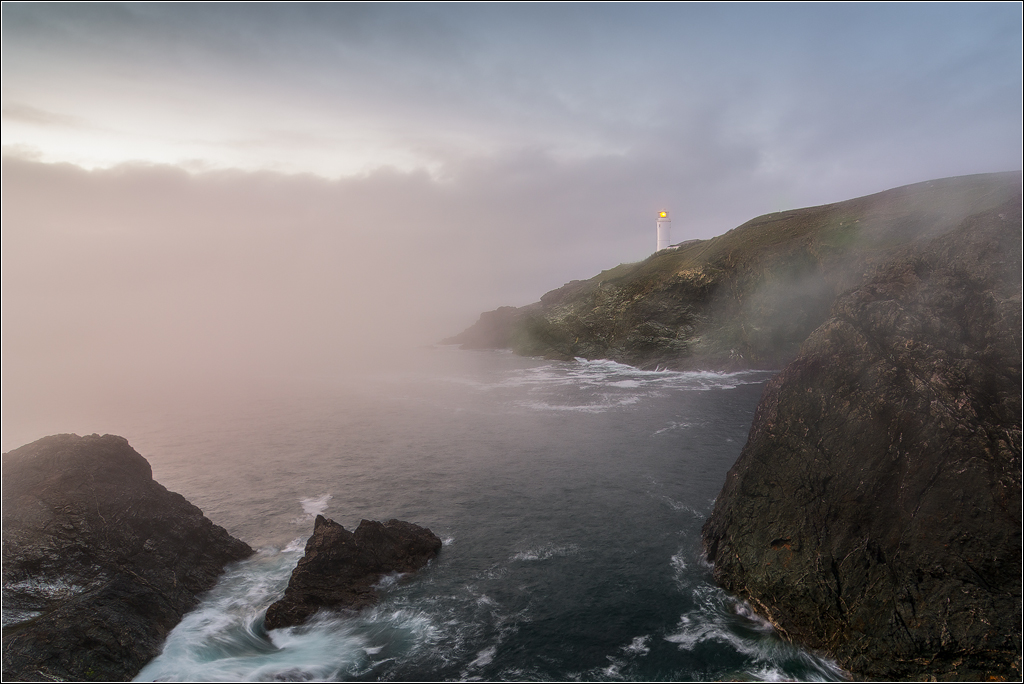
26,346 -> 848,681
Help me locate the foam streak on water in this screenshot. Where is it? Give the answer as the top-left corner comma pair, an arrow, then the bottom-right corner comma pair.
130,349 -> 840,682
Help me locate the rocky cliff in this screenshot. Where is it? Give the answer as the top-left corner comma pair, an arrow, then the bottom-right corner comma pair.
450,171 -> 1022,679
447,172 -> 1021,371
702,194 -> 1022,680
1,434 -> 254,682
264,515 -> 442,630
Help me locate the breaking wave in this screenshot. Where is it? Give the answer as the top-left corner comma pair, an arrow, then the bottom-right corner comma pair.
485,358 -> 773,414
662,585 -> 846,682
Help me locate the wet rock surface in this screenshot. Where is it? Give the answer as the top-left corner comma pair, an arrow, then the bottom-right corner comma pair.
702,195 -> 1022,680
264,515 -> 442,630
1,433 -> 254,682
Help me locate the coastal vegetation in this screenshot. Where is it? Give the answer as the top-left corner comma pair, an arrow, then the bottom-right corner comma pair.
450,171 -> 1023,680
448,172 -> 1021,372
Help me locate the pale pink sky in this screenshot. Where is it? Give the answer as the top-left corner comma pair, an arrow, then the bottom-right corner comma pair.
2,4 -> 1020,448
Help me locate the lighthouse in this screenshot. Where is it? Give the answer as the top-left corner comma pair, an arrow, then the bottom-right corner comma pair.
656,210 -> 671,251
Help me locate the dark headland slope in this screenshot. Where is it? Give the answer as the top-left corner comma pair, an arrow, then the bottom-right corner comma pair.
447,172 -> 1021,372
449,172 -> 1022,680
2,434 -> 254,682
703,191 -> 1022,680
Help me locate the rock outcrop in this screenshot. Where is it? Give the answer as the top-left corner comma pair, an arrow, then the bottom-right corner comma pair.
2,434 -> 254,682
441,305 -> 525,349
264,515 -> 442,630
447,172 -> 1021,371
701,194 -> 1022,680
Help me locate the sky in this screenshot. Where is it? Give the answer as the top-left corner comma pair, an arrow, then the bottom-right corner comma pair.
2,3 -> 1021,445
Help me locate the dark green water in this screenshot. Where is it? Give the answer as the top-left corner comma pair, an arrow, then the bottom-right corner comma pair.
131,348 -> 845,681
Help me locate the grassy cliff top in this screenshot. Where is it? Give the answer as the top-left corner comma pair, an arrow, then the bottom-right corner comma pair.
452,171 -> 1022,369
578,171 -> 1021,296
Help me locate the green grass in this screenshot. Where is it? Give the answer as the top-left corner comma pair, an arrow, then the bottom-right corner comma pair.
498,171 -> 1022,369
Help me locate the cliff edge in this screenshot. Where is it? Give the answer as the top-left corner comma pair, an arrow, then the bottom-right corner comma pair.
447,172 -> 1021,371
701,193 -> 1022,679
2,434 -> 254,682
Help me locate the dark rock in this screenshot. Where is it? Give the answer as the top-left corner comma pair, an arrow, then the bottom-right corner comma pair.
2,434 -> 254,682
264,515 -> 442,630
441,305 -> 526,349
702,195 -> 1022,680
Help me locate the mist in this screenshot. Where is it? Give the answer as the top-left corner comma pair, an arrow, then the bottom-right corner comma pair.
3,4 -> 1021,451
0,152 -> 704,449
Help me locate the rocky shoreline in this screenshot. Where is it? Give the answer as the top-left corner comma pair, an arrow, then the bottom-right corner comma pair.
450,172 -> 1023,680
702,195 -> 1022,680
1,434 -> 254,682
1,435 -> 445,682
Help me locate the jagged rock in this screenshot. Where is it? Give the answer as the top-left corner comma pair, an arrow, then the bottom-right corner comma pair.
1,434 -> 254,682
442,305 -> 527,349
264,516 -> 442,630
701,195 -> 1022,680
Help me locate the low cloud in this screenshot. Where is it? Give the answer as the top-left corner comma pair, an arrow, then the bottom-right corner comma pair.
1,103 -> 90,128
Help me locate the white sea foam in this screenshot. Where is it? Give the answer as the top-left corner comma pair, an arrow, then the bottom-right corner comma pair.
468,644 -> 496,668
602,660 -> 625,679
138,565 -> 456,683
300,493 -> 332,518
733,601 -> 776,632
590,635 -> 653,682
661,496 -> 702,516
483,357 -> 773,414
475,564 -> 511,581
516,396 -> 641,413
663,585 -> 846,681
372,572 -> 405,590
510,543 -> 580,562
654,420 -> 696,434
623,634 -> 651,656
282,537 -> 307,553
665,586 -> 769,655
135,551 -> 313,682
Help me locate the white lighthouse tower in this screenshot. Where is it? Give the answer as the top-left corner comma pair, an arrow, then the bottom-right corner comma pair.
656,210 -> 671,251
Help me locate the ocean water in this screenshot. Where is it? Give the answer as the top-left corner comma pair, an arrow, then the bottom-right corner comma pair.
118,348 -> 844,682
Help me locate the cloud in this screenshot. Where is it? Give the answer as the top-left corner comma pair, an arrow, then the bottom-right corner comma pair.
1,103 -> 90,128
1,4 -> 1020,446
0,156 -> 611,384
0,146 -> 785,411
4,4 -> 1017,181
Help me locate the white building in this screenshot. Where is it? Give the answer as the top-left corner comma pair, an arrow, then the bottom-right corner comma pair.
656,210 -> 671,251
